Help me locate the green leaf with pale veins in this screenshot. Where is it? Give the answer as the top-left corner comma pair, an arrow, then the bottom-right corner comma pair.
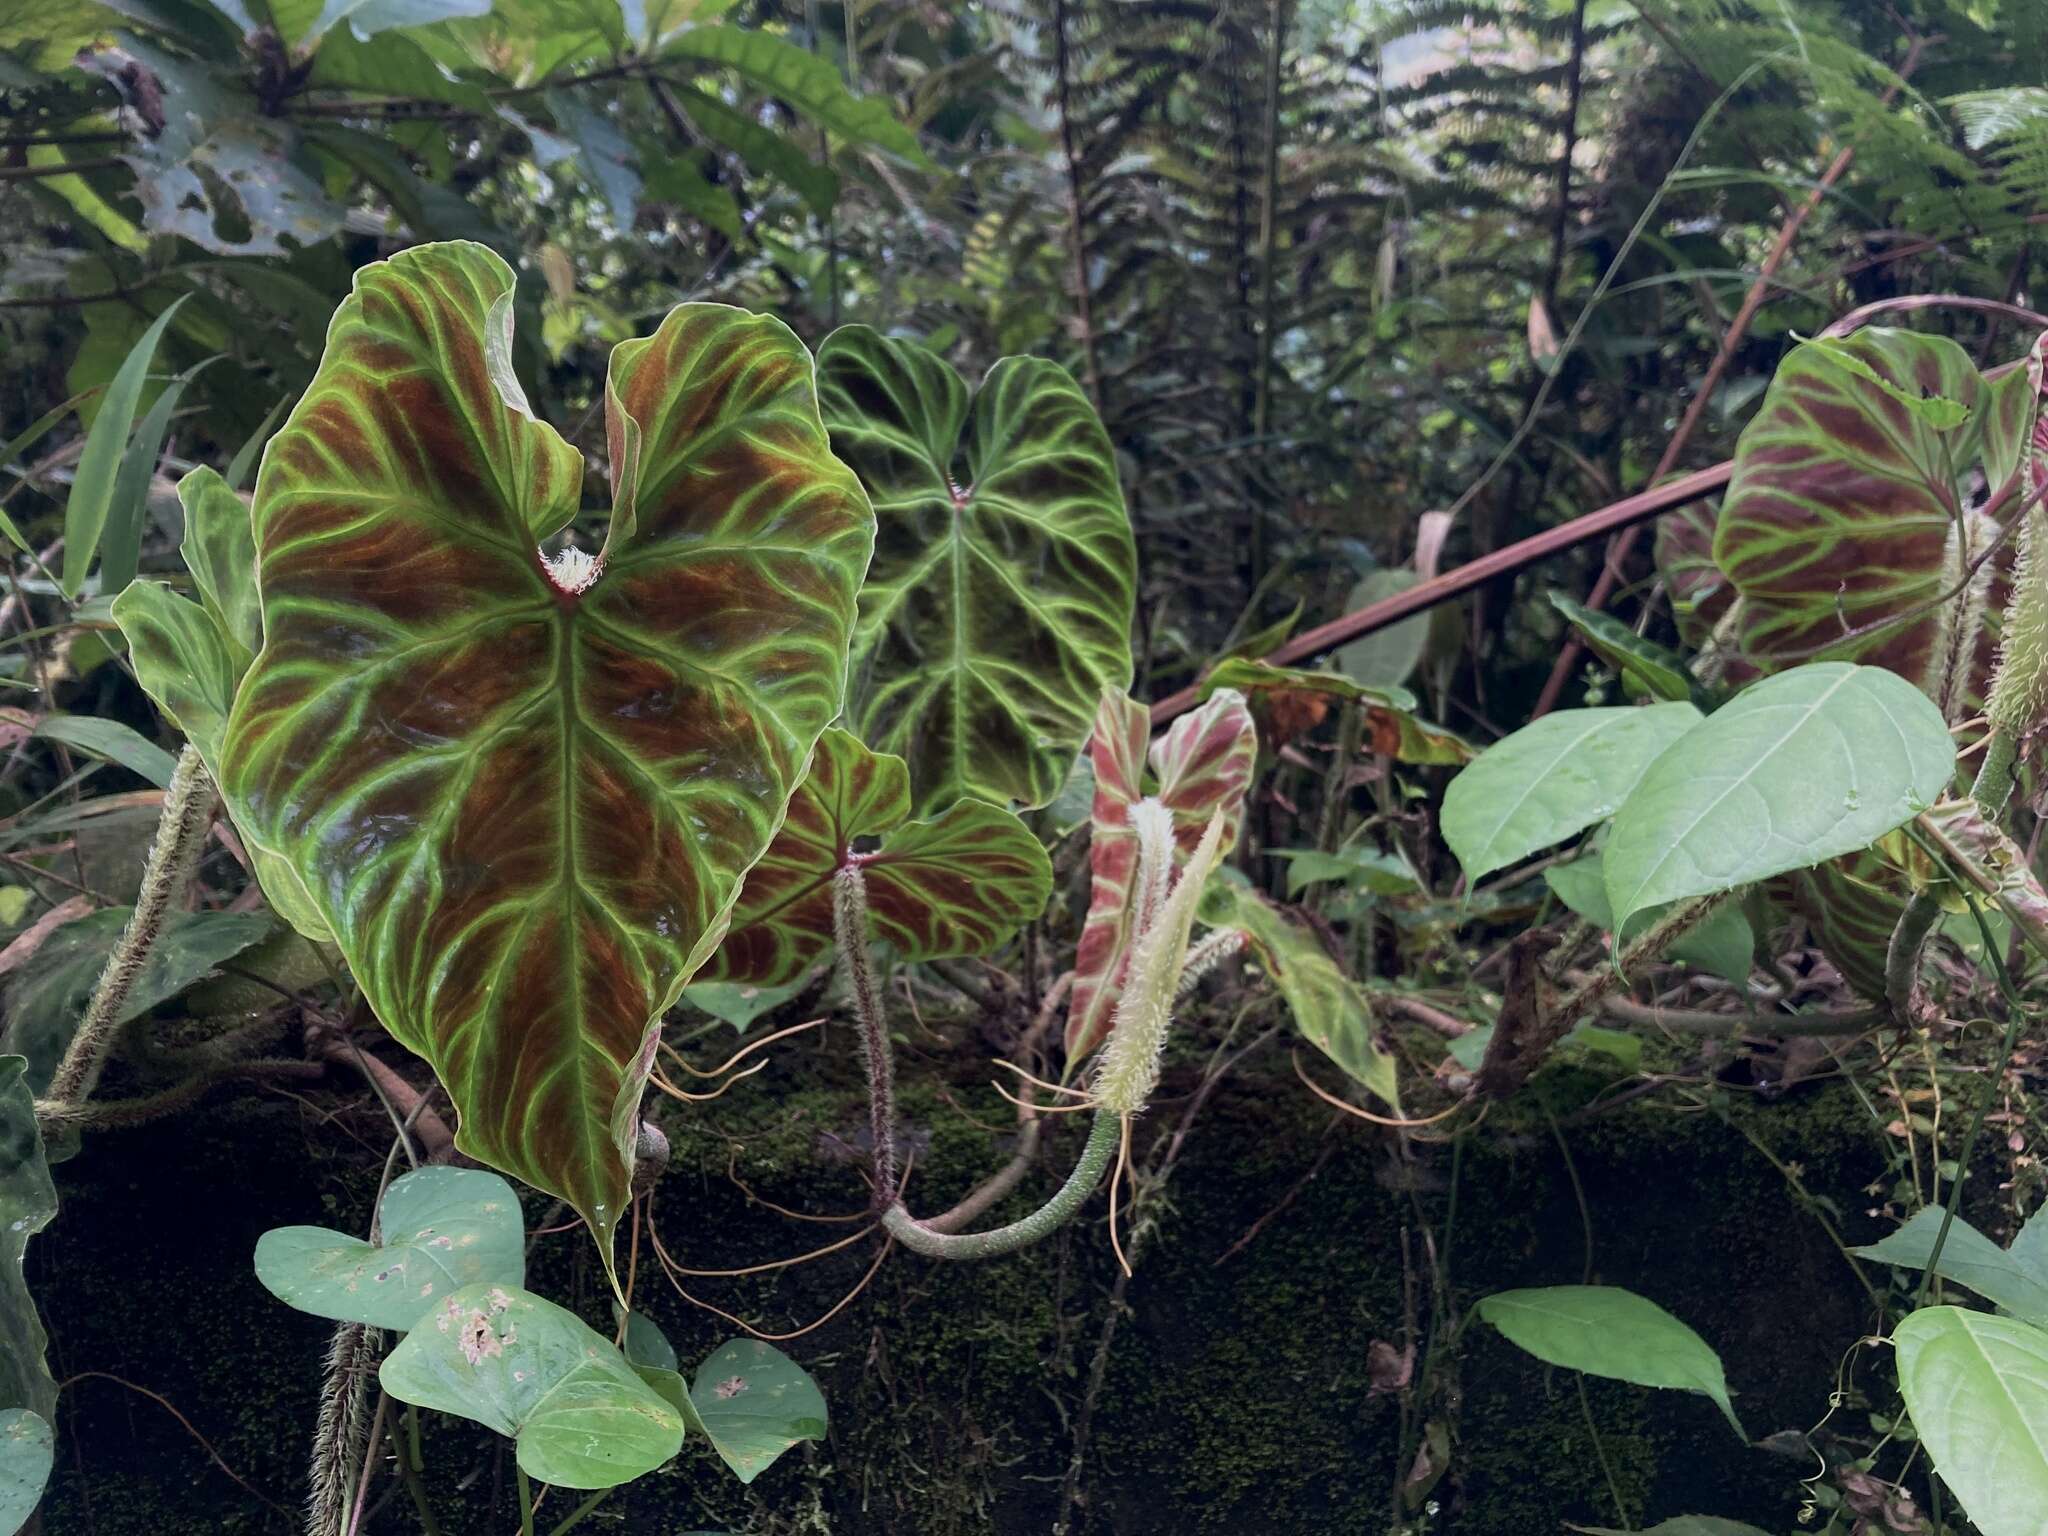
1895,1307 -> 2048,1536
381,1283 -> 685,1489
255,1166 -> 525,1332
1477,1285 -> 1744,1437
176,467 -> 260,661
818,326 -> 1136,814
700,728 -> 1051,986
1603,663 -> 1955,938
216,242 -> 874,1277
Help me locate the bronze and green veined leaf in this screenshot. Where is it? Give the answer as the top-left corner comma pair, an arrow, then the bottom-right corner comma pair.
1198,658 -> 1474,764
1066,687 -> 1257,1061
816,325 -> 1138,816
215,242 -> 874,1276
700,728 -> 1052,986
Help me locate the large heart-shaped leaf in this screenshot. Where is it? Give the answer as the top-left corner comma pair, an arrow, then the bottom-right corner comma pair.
0,1408 -> 51,1536
1854,1209 -> 2048,1326
1476,1285 -> 1744,1436
816,325 -> 1137,815
0,1058 -> 55,1428
1603,663 -> 1955,937
255,1165 -> 525,1332
1441,703 -> 1702,885
1895,1306 -> 2048,1536
216,242 -> 874,1272
380,1282 -> 685,1489
1066,688 -> 1258,1060
1716,329 -> 2036,698
699,728 -> 1051,986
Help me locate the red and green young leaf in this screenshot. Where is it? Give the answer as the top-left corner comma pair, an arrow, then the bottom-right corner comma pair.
700,727 -> 1052,987
1197,657 -> 1474,764
1066,687 -> 1257,1061
215,242 -> 875,1277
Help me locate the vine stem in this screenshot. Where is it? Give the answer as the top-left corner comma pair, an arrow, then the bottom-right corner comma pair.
882,1111 -> 1122,1261
43,744 -> 216,1108
833,864 -> 897,1209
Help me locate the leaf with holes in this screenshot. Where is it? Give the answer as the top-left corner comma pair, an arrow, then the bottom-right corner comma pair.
817,326 -> 1136,815
1067,688 -> 1257,1060
255,1166 -> 525,1332
1442,704 -> 1702,885
1198,659 -> 1473,763
1715,329 -> 2038,703
1477,1286 -> 1744,1436
1895,1307 -> 2048,1536
381,1283 -> 685,1489
216,242 -> 873,1275
699,728 -> 1050,986
1603,664 -> 1955,938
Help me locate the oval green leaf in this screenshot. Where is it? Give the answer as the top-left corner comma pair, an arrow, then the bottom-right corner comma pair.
255,1165 -> 525,1332
1476,1285 -> 1744,1437
1603,663 -> 1955,938
380,1282 -> 685,1490
217,242 -> 874,1271
1895,1306 -> 2048,1536
1854,1209 -> 2048,1326
817,325 -> 1137,815
1442,704 -> 1703,885
0,1409 -> 51,1536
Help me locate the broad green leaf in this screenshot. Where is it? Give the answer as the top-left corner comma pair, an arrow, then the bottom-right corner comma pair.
1604,664 -> 1955,937
0,1058 -> 56,1427
216,243 -> 872,1271
661,26 -> 925,162
1853,1209 -> 2048,1325
309,0 -> 491,43
1895,1306 -> 2048,1536
0,910 -> 274,1094
255,1166 -> 525,1332
1544,852 -> 1755,987
670,88 -> 838,216
31,716 -> 176,788
818,326 -> 1136,815
1201,871 -> 1399,1109
0,1409 -> 52,1536
380,1283 -> 685,1489
680,978 -> 808,1029
177,468 -> 260,660
1270,845 -> 1420,898
618,1309 -> 678,1372
1549,593 -> 1705,706
62,297 -> 185,598
1198,659 -> 1473,763
545,90 -> 642,227
1717,330 -> 2026,691
112,585 -> 242,778
1068,689 -> 1257,1059
1336,569 -> 1428,688
700,729 -> 1051,986
1442,704 -> 1702,884
683,1338 -> 827,1484
1476,1285 -> 1744,1436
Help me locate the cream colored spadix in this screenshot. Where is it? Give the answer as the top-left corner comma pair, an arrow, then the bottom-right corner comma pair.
1093,809 -> 1228,1116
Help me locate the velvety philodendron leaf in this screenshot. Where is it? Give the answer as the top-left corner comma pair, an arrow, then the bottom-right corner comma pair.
380,1283 -> 685,1490
1477,1286 -> 1744,1437
1198,659 -> 1473,763
1853,1208 -> 2048,1325
1066,688 -> 1258,1060
1200,872 -> 1399,1109
176,467 -> 260,661
1716,330 -> 2030,705
0,1058 -> 56,1427
1603,664 -> 1955,938
700,728 -> 1050,986
1895,1307 -> 2048,1536
1441,704 -> 1702,885
1548,593 -> 1707,706
816,325 -> 1137,815
111,580 -> 245,777
255,1166 -> 525,1332
1780,856 -> 1904,999
217,242 -> 873,1273
1653,500 -> 1742,658
0,1408 -> 52,1536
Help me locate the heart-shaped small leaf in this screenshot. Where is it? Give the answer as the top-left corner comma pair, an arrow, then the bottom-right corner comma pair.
0,1058 -> 56,1428
1067,688 -> 1257,1060
679,1338 -> 827,1485
701,728 -> 1051,986
1603,663 -> 1955,937
216,243 -> 874,1272
816,325 -> 1137,814
255,1166 -> 525,1332
380,1283 -> 685,1489
1895,1306 -> 2048,1536
0,1409 -> 52,1536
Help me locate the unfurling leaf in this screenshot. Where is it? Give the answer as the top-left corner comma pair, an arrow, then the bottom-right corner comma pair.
216,242 -> 874,1275
817,326 -> 1137,815
701,728 -> 1051,986
1067,689 -> 1256,1060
